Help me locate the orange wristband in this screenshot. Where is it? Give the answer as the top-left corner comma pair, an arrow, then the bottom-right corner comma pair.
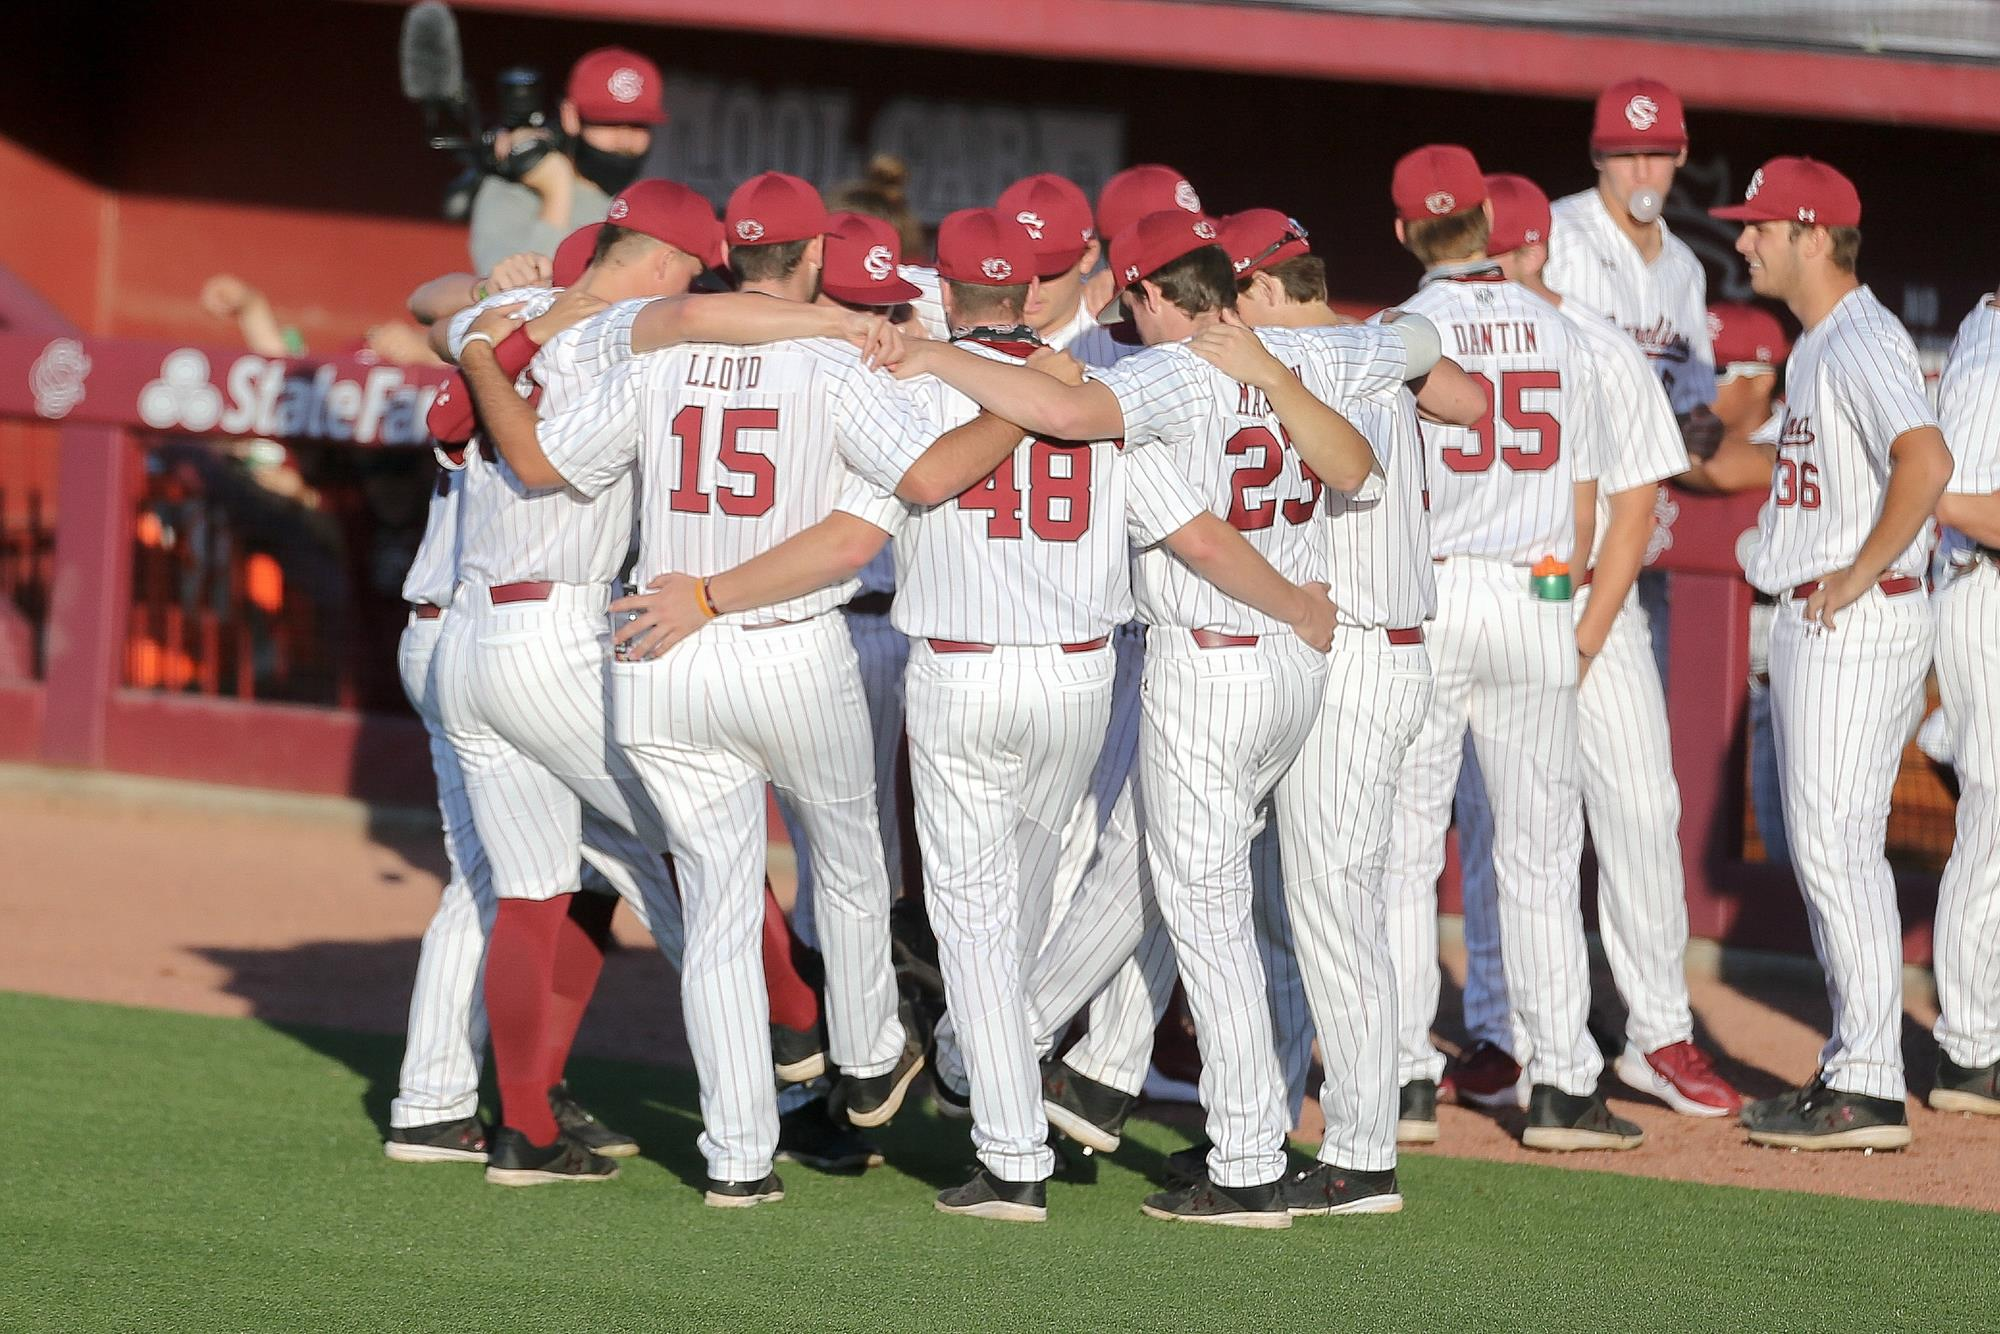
694,578 -> 719,620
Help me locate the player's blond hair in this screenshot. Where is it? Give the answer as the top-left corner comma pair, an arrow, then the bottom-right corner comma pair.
944,279 -> 1029,324
1402,206 -> 1490,267
730,238 -> 812,283
1789,222 -> 1862,275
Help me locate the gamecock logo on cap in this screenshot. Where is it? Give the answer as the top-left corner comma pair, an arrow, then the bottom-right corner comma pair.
981,257 -> 1014,281
607,199 -> 629,221
608,68 -> 645,103
863,245 -> 894,282
1525,228 -> 1543,244
1425,191 -> 1456,216
1192,220 -> 1216,239
736,219 -> 766,242
1624,94 -> 1660,131
1015,211 -> 1046,240
1174,181 -> 1202,213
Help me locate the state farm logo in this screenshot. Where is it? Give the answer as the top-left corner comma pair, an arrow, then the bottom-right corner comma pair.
606,67 -> 644,103
735,219 -> 765,242
137,349 -> 440,446
863,245 -> 894,282
1174,180 -> 1201,213
1015,210 -> 1046,240
1192,220 -> 1217,240
141,349 -> 224,431
1624,94 -> 1660,131
29,337 -> 91,420
1425,191 -> 1456,215
981,257 -> 1014,281
1744,168 -> 1765,201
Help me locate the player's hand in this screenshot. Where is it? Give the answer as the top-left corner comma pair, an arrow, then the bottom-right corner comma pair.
842,313 -> 904,371
1289,580 -> 1337,653
465,302 -> 531,355
881,336 -> 933,379
1026,346 -> 1085,386
1677,405 -> 1725,462
526,286 -> 609,345
514,137 -> 577,197
1801,567 -> 1869,633
488,251 -> 554,293
611,574 -> 710,660
1186,323 -> 1285,391
199,274 -> 264,321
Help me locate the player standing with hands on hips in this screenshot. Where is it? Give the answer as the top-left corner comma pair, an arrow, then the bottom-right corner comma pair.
1712,158 -> 1953,1150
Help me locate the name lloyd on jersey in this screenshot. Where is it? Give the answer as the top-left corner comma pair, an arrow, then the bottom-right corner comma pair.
685,352 -> 763,390
1449,321 -> 1541,356
145,351 -> 439,446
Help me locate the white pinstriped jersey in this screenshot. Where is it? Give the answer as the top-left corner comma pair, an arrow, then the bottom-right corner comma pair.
902,265 -> 948,340
444,285 -> 639,587
1314,352 -> 1436,630
1744,286 -> 1941,595
1557,300 -> 1688,564
1400,272 -> 1606,564
541,337 -> 923,626
891,340 -> 1201,644
1093,327 -> 1405,635
1546,189 -> 1717,414
400,465 -> 464,606
1933,298 -> 2000,572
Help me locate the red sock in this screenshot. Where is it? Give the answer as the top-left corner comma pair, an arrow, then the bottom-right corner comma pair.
542,892 -> 615,1091
762,880 -> 820,1032
484,896 -> 568,1145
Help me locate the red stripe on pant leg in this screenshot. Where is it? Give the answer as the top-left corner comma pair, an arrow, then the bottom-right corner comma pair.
542,892 -> 616,1094
485,896 -> 569,1144
763,880 -> 821,1033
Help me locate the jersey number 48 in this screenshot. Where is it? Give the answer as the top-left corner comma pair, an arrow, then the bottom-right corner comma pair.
959,440 -> 1093,542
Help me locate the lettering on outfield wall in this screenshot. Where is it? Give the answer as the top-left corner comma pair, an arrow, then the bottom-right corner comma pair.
656,74 -> 1124,223
139,349 -> 438,446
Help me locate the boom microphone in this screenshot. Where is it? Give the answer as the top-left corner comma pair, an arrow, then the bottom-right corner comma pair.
400,0 -> 465,104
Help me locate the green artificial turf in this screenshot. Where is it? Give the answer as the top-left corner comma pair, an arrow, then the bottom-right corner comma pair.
1,989 -> 1990,1332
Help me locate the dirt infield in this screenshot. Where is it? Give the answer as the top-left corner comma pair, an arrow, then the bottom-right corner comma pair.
3,765 -> 1993,1212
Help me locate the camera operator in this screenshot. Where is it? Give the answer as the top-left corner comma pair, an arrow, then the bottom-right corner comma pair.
468,47 -> 666,273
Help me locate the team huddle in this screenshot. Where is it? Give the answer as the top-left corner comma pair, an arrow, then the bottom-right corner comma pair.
381,72 -> 2000,1228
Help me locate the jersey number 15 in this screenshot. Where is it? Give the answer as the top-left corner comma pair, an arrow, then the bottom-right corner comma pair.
668,405 -> 777,517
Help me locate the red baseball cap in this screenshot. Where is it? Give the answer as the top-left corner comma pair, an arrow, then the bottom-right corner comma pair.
1097,210 -> 1224,321
724,172 -> 831,248
1591,78 -> 1687,155
1218,208 -> 1310,278
605,180 -> 723,268
821,212 -> 921,306
1707,302 -> 1792,368
1483,174 -> 1552,257
934,208 -> 1038,287
1392,145 -> 1486,223
1710,157 -> 1862,228
566,48 -> 667,126
552,223 -> 603,287
996,173 -> 1095,276
1096,165 -> 1203,247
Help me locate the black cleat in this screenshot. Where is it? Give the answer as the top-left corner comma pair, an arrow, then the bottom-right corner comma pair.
384,1116 -> 488,1164
1398,1079 -> 1439,1145
776,1097 -> 884,1173
1742,1073 -> 1911,1151
934,1167 -> 1047,1223
1522,1085 -> 1645,1152
1281,1162 -> 1403,1217
831,1035 -> 927,1129
1162,1137 -> 1213,1189
483,1127 -> 618,1186
1930,1053 -> 2000,1116
548,1082 -> 639,1158
772,1020 -> 828,1085
705,1171 -> 786,1208
1141,1177 -> 1290,1229
1042,1060 -> 1136,1154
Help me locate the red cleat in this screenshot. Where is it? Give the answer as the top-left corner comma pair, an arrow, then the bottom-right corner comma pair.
1443,1040 -> 1525,1110
1615,1040 -> 1741,1117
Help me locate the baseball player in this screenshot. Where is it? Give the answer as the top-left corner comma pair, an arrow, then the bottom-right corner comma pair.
1381,146 -> 1648,1152
904,211 -> 1442,1226
1448,174 -> 1738,1119
464,171 -> 925,1204
1925,290 -> 2000,1116
1710,157 -> 1953,1149
433,183 -> 731,1187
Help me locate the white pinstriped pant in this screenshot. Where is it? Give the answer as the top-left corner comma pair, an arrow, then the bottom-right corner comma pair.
612,614 -> 904,1182
1382,557 -> 1600,1097
908,639 -> 1113,1182
1140,629 -> 1325,1189
1770,584 -> 1931,1100
1934,559 -> 2000,1069
391,610 -> 496,1129
1264,627 -> 1432,1173
1457,586 -> 1695,1059
776,604 -> 911,947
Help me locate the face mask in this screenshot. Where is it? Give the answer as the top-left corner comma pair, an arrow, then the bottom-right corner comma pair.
572,136 -> 646,196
